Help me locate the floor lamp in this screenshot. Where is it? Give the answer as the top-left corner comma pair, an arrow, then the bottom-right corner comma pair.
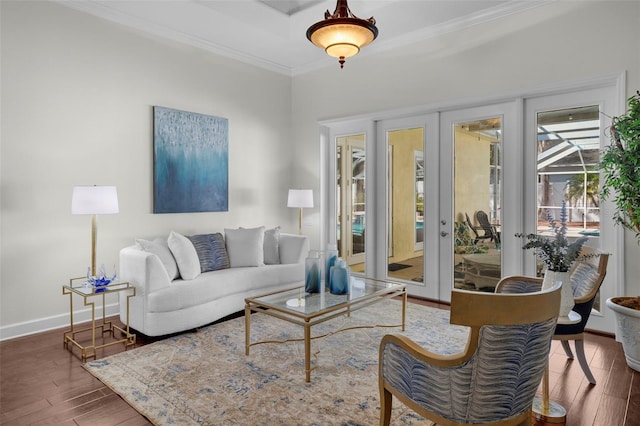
72,185 -> 119,276
287,189 -> 313,234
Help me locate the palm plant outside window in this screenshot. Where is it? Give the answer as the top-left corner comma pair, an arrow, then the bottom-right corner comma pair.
536,105 -> 601,237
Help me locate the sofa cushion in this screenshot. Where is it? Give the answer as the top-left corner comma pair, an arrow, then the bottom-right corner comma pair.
187,233 -> 230,272
263,226 -> 281,265
135,238 -> 179,280
225,226 -> 265,267
147,263 -> 302,313
168,231 -> 201,280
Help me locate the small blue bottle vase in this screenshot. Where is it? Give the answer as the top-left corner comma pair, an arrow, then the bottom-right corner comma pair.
325,244 -> 339,288
329,258 -> 350,295
305,251 -> 321,293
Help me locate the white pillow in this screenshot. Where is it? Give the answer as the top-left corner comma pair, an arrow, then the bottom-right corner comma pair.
135,238 -> 179,280
225,226 -> 265,267
263,226 -> 281,265
167,231 -> 201,280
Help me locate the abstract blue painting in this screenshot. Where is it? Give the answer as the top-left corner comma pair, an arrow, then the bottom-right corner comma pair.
153,106 -> 229,213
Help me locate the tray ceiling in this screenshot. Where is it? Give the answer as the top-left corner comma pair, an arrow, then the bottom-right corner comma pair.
55,0 -> 549,76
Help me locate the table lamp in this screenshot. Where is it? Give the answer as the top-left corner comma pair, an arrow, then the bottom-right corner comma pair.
287,189 -> 313,234
72,185 -> 119,276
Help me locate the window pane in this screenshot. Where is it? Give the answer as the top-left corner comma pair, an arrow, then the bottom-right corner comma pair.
537,106 -> 600,236
454,118 -> 502,292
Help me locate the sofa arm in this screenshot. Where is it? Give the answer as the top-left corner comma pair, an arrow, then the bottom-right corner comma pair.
279,234 -> 310,264
119,246 -> 172,296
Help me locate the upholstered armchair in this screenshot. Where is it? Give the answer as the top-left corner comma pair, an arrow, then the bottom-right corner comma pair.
555,251 -> 608,384
379,286 -> 561,425
496,248 -> 609,385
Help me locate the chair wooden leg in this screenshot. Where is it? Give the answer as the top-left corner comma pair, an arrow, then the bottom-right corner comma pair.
380,386 -> 393,426
560,340 -> 574,359
575,339 -> 597,385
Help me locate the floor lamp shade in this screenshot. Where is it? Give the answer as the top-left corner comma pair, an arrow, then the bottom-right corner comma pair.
288,189 -> 313,234
72,186 -> 119,276
72,186 -> 119,214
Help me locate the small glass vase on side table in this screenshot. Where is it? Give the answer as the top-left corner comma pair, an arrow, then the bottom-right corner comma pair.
62,277 -> 136,361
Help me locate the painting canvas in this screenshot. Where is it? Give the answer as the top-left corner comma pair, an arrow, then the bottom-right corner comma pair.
153,106 -> 229,213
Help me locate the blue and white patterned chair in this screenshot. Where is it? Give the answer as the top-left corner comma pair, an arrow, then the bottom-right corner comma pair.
496,248 -> 609,385
554,252 -> 608,384
379,286 -> 561,425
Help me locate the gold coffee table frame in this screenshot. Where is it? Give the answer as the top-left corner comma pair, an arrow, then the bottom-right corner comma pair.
63,277 -> 136,361
245,277 -> 407,382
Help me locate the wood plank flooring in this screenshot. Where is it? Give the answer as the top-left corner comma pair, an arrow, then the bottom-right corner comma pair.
1,299 -> 638,425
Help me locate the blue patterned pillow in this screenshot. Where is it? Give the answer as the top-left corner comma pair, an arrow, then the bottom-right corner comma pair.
187,233 -> 230,272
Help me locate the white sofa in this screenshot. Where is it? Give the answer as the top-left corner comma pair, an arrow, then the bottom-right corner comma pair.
119,227 -> 309,336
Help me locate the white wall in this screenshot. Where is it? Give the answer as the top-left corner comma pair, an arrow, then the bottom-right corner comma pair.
291,1 -> 640,292
2,0 -> 639,339
0,1 -> 293,337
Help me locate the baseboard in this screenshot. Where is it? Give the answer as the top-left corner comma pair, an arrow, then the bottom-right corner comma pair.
0,302 -> 120,341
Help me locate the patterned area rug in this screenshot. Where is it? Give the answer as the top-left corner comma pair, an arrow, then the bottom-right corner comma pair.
85,299 -> 469,425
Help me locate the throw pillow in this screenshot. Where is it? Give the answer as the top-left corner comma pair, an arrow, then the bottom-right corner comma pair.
187,233 -> 230,272
571,262 -> 599,298
263,226 -> 281,265
225,226 -> 265,267
168,231 -> 201,280
135,238 -> 179,281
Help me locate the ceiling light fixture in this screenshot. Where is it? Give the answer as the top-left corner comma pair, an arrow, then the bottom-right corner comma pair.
306,0 -> 378,69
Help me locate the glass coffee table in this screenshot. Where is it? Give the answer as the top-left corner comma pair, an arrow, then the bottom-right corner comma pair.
245,277 -> 407,382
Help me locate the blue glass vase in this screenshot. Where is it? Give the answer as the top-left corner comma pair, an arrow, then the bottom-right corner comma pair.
329,258 -> 350,295
325,244 -> 338,289
305,251 -> 321,293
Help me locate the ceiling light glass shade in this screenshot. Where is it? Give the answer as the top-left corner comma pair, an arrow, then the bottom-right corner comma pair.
306,0 -> 378,68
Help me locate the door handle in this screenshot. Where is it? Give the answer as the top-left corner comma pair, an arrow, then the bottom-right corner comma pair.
440,231 -> 449,237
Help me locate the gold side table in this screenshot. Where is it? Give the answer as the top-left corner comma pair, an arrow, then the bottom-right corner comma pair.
62,277 -> 136,361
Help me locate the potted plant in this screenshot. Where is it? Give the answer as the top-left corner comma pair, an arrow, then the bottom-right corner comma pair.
600,90 -> 640,372
516,201 -> 590,317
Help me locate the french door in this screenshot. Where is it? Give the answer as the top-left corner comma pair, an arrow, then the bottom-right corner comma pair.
375,103 -> 517,302
524,87 -> 620,332
322,82 -> 621,332
336,135 -> 366,266
376,115 -> 438,298
438,102 -> 519,301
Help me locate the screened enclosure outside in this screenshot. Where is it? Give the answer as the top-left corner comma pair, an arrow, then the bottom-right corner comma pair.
536,105 -> 601,237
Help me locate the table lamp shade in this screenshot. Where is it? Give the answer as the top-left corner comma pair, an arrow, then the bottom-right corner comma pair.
72,185 -> 119,277
72,186 -> 119,215
287,189 -> 313,209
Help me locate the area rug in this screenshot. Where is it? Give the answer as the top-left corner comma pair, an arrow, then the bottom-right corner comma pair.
85,300 -> 469,426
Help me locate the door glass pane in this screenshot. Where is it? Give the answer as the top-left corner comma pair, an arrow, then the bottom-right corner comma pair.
415,151 -> 424,249
387,128 -> 424,282
453,118 -> 502,292
336,135 -> 365,272
536,106 -> 601,308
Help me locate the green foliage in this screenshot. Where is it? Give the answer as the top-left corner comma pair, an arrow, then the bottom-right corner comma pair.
600,90 -> 640,241
565,173 -> 599,208
516,202 -> 589,272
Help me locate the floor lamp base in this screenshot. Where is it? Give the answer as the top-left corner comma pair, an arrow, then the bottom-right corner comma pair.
532,396 -> 566,425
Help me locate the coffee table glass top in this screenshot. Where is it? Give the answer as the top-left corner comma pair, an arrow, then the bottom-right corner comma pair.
247,277 -> 404,316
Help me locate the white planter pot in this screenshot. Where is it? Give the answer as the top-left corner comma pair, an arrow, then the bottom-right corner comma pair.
542,270 -> 574,318
606,297 -> 640,372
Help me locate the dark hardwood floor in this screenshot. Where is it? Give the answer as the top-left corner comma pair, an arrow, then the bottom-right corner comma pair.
1,298 -> 638,425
